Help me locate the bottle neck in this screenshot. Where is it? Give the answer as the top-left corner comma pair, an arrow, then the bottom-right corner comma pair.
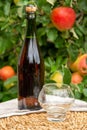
26,12 -> 36,37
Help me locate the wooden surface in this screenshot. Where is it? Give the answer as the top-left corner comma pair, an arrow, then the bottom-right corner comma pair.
0,111 -> 87,130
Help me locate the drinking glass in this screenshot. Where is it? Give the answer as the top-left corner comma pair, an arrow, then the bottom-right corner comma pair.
38,83 -> 75,122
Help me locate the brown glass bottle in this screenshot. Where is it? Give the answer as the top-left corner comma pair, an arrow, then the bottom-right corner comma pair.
17,5 -> 44,110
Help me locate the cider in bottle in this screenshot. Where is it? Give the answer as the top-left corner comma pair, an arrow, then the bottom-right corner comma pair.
17,4 -> 44,110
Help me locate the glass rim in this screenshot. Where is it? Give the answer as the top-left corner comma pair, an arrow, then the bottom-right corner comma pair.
43,83 -> 70,88
42,83 -> 75,98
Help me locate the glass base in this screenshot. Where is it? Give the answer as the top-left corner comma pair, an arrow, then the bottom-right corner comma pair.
47,113 -> 66,122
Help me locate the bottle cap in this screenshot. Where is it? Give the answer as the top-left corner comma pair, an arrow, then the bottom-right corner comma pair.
25,4 -> 37,13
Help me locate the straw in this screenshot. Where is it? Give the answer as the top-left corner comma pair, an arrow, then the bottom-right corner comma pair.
0,112 -> 87,130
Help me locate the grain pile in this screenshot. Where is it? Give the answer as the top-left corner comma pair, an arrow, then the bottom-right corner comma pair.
0,112 -> 87,130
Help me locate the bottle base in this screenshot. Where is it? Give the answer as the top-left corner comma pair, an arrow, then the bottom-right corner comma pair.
18,97 -> 42,110
18,105 -> 42,111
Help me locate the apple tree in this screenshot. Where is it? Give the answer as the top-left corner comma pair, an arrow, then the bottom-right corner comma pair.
0,0 -> 87,101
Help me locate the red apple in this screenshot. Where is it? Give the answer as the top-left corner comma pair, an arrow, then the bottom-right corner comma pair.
0,66 -> 15,81
71,72 -> 83,84
50,6 -> 76,31
69,54 -> 87,76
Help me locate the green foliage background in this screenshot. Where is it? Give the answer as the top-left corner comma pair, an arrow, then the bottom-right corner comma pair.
0,0 -> 87,102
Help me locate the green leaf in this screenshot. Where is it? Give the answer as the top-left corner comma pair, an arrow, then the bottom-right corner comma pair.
55,56 -> 67,69
0,37 -> 7,54
46,0 -> 56,5
61,31 -> 70,39
55,56 -> 63,68
46,28 -> 58,42
4,76 -> 18,89
45,57 -> 52,70
84,41 -> 87,53
17,6 -> 24,18
36,0 -> 48,7
83,88 -> 87,97
54,36 -> 65,48
37,28 -> 46,37
82,76 -> 87,86
63,67 -> 71,84
65,0 -> 72,6
67,44 -> 79,61
4,2 -> 10,16
0,93 -> 3,99
45,57 -> 55,67
74,90 -> 82,99
77,84 -> 84,93
78,0 -> 87,12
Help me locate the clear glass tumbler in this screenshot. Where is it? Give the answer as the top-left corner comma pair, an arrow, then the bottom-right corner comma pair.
38,83 -> 75,122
